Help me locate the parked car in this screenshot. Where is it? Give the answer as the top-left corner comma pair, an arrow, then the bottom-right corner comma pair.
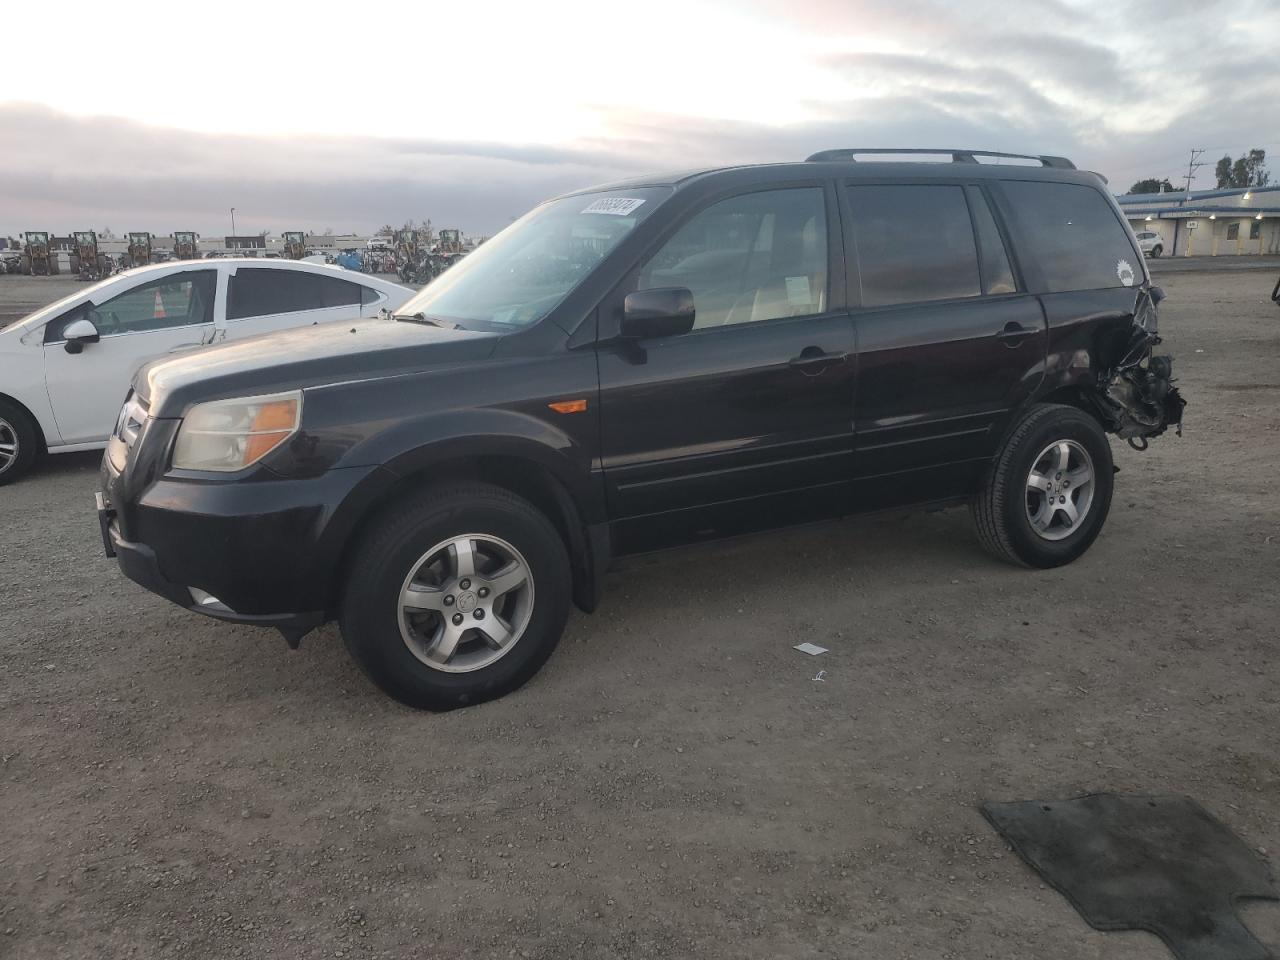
97,149 -> 1184,709
1134,230 -> 1165,257
0,259 -> 413,483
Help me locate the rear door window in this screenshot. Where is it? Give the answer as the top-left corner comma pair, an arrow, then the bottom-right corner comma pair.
846,184 -> 981,307
1001,180 -> 1139,292
227,268 -> 364,319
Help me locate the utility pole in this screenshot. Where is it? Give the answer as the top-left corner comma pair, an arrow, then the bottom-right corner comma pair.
230,207 -> 237,235
1182,149 -> 1205,196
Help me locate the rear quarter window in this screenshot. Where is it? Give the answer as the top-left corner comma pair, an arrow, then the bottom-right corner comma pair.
1001,181 -> 1139,292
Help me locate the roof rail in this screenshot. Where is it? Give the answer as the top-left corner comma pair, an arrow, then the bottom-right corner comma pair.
805,148 -> 1076,170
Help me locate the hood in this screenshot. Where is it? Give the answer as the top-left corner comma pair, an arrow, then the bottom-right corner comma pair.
138,317 -> 497,417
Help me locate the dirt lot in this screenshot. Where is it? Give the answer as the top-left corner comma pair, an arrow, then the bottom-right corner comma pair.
2,269 -> 1278,959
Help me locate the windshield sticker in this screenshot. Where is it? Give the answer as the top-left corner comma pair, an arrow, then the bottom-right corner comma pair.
1116,258 -> 1135,287
582,197 -> 646,216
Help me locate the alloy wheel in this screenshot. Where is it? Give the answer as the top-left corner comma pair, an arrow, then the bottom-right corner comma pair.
1025,440 -> 1095,541
397,534 -> 535,673
0,418 -> 18,475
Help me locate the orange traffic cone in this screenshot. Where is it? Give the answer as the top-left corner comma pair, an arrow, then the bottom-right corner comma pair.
153,289 -> 166,319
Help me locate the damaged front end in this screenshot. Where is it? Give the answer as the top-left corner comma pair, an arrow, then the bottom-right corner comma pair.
1089,287 -> 1186,449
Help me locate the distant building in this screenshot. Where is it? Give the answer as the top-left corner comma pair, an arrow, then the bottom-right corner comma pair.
1115,185 -> 1280,257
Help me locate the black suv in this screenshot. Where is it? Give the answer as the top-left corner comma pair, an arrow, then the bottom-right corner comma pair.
98,149 -> 1184,709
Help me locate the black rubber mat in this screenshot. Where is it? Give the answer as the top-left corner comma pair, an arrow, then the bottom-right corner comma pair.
982,793 -> 1278,960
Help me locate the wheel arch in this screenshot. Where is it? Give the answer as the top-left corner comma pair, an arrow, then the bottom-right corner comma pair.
322,443 -> 608,620
0,390 -> 49,454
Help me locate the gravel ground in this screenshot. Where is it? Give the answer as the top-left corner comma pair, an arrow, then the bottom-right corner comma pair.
1,269 -> 1278,959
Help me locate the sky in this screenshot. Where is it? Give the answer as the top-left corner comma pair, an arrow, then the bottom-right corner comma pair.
2,0 -> 1278,238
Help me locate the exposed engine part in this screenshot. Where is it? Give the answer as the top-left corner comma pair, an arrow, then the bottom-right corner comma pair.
1098,357 -> 1185,441
1088,286 -> 1186,447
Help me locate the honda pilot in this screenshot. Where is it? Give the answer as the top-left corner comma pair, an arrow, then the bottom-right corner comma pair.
97,148 -> 1185,709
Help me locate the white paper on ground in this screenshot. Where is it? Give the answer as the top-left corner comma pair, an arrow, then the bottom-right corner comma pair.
794,642 -> 828,656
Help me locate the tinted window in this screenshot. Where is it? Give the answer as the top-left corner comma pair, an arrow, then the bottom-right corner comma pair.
227,268 -> 363,319
638,187 -> 827,328
45,270 -> 215,341
1001,181 -> 1139,292
847,185 -> 980,306
361,285 -> 381,305
970,189 -> 1017,295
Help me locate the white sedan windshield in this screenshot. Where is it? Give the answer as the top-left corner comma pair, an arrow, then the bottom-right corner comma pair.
396,187 -> 670,329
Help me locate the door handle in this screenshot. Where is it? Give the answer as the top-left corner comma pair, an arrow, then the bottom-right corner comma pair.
789,347 -> 848,373
996,321 -> 1039,347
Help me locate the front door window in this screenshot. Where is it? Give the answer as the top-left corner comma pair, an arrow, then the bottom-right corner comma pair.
637,187 -> 827,328
45,271 -> 216,341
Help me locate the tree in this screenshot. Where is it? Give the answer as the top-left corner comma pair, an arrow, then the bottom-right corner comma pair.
1215,155 -> 1232,188
1215,149 -> 1270,188
1128,178 -> 1178,194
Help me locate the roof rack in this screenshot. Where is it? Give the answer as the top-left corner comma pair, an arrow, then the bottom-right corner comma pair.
805,148 -> 1076,170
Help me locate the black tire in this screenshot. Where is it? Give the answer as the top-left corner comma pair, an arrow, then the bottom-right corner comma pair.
1151,245 -> 1163,258
0,398 -> 40,486
339,483 -> 572,710
972,404 -> 1114,568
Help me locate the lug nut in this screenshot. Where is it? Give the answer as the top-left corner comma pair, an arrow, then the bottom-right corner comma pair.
473,609 -> 485,620
443,595 -> 455,606
477,587 -> 489,598
1059,496 -> 1066,504
459,578 -> 471,590
451,613 -> 463,625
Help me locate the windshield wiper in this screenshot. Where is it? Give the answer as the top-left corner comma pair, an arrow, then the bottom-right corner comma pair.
392,311 -> 458,329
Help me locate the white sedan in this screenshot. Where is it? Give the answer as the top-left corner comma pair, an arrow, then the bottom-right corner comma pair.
0,258 -> 413,483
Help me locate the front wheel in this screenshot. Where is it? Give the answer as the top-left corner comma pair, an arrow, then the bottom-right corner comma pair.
1151,245 -> 1163,258
339,483 -> 571,709
0,398 -> 40,486
972,404 -> 1114,568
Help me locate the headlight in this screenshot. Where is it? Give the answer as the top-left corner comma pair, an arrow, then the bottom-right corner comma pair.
171,391 -> 302,472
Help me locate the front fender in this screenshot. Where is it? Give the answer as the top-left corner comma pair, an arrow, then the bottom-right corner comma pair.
377,410 -> 603,521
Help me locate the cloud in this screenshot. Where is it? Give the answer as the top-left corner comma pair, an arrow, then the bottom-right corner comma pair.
0,103 -> 644,236
2,0 -> 1278,236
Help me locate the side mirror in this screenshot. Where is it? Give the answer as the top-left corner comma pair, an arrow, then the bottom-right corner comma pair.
1149,285 -> 1166,305
621,287 -> 695,340
63,316 -> 100,354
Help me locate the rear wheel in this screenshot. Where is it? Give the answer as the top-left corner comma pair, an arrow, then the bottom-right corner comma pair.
0,398 -> 40,486
972,404 -> 1114,568
340,483 -> 571,709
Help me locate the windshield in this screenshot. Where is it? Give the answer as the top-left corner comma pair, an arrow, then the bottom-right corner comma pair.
395,186 -> 670,329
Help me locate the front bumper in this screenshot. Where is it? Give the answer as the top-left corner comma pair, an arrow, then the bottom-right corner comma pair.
98,488 -> 328,638
99,443 -> 396,639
